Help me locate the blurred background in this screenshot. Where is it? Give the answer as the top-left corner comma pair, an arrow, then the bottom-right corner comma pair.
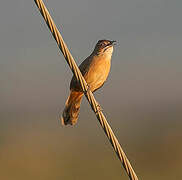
0,0 -> 182,179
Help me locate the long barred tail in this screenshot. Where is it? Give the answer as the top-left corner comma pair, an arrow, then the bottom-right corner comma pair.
61,90 -> 83,125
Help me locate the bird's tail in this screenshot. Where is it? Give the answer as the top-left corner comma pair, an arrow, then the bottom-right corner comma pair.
61,90 -> 83,125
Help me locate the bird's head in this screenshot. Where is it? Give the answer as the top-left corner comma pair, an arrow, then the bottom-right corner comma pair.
94,39 -> 116,55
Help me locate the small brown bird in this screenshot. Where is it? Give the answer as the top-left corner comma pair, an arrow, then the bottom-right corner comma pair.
61,40 -> 116,125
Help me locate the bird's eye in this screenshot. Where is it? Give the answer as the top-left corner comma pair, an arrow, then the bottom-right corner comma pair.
100,42 -> 105,47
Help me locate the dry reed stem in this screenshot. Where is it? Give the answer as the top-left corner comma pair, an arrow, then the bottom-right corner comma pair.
33,0 -> 139,179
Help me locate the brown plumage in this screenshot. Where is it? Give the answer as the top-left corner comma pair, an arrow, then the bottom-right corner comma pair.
61,40 -> 116,125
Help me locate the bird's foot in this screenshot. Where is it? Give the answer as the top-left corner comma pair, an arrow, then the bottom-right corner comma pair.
86,84 -> 91,92
84,84 -> 91,94
95,103 -> 103,115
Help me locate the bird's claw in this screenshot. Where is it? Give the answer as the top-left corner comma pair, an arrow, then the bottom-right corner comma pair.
95,103 -> 103,115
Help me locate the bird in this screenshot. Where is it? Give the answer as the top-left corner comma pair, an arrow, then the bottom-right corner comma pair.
61,39 -> 116,125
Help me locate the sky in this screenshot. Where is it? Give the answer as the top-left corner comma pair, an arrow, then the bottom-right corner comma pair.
0,0 -> 182,180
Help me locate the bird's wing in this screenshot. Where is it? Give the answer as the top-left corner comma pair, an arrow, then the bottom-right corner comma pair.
70,56 -> 92,91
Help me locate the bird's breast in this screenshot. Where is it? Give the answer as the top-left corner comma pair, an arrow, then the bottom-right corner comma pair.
84,55 -> 111,92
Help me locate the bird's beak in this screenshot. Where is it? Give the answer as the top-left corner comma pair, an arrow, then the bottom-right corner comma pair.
111,40 -> 117,46
104,40 -> 117,50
